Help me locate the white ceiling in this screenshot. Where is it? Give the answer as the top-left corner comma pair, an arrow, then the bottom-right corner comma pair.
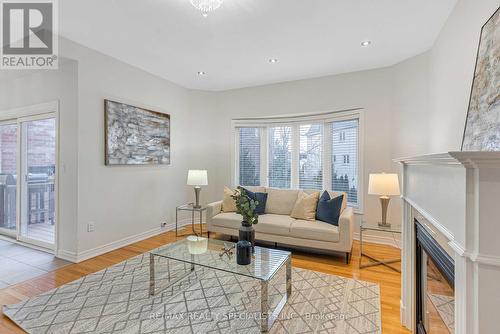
60,0 -> 457,91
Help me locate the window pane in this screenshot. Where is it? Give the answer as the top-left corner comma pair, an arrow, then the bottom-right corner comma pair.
268,126 -> 292,188
239,128 -> 261,186
332,119 -> 358,206
299,124 -> 322,190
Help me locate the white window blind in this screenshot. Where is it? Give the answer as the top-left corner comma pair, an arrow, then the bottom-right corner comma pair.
268,126 -> 292,188
299,124 -> 322,190
238,128 -> 261,186
331,119 -> 359,206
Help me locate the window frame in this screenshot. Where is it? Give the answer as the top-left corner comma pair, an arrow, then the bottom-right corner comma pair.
232,108 -> 364,213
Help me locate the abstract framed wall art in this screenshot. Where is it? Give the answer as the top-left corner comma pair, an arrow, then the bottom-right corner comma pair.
462,7 -> 500,151
104,99 -> 170,165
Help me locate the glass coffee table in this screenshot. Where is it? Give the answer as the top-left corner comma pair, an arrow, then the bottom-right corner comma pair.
149,238 -> 292,332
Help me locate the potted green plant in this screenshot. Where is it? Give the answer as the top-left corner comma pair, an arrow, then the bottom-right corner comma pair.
231,186 -> 259,252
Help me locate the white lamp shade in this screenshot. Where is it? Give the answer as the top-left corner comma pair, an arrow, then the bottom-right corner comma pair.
368,173 -> 400,196
187,170 -> 208,186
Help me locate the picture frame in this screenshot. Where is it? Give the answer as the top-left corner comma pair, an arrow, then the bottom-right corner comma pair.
104,99 -> 171,165
461,7 -> 500,151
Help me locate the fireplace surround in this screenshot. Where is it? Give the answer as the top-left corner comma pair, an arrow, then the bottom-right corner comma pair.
396,152 -> 500,334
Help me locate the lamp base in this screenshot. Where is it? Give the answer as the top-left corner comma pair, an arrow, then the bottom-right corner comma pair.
379,196 -> 390,227
193,186 -> 201,208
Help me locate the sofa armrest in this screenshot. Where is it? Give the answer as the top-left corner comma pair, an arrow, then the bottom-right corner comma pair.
206,200 -> 223,230
338,207 -> 354,251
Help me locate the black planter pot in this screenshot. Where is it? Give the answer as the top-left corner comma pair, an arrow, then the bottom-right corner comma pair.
239,221 -> 255,252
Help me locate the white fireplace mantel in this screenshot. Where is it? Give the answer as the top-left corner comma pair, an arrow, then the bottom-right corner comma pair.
396,151 -> 500,334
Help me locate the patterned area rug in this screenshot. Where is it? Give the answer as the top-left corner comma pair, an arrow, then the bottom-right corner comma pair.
429,294 -> 454,333
3,253 -> 381,333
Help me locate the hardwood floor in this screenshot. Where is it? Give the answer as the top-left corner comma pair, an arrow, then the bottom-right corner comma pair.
0,227 -> 410,333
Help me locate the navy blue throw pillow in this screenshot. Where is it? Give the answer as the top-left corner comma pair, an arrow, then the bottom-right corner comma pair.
243,188 -> 268,215
316,191 -> 343,226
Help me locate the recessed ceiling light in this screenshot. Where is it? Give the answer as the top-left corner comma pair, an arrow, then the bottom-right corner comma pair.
269,58 -> 278,63
197,71 -> 206,76
361,40 -> 372,47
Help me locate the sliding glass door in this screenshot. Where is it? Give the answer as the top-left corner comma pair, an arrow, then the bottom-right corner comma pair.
0,122 -> 18,237
19,117 -> 56,247
0,114 -> 57,249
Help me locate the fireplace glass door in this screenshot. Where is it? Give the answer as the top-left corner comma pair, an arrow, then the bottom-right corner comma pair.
420,250 -> 454,333
416,220 -> 454,334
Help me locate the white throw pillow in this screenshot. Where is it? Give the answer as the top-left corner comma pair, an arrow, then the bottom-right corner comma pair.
222,186 -> 238,212
265,188 -> 300,215
290,191 -> 320,221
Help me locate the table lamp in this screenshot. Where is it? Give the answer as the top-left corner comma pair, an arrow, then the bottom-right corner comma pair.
368,173 -> 400,227
187,170 -> 208,208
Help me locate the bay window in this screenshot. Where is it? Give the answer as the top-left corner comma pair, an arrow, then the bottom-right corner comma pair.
233,109 -> 363,210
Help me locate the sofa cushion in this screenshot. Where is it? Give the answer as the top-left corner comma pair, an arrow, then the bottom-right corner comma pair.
211,212 -> 242,229
264,188 -> 299,215
290,191 -> 320,221
212,212 -> 292,236
289,219 -> 340,242
242,187 -> 268,215
316,191 -> 344,226
253,214 -> 293,235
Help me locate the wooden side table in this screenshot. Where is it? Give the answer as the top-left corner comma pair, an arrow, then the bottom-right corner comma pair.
359,221 -> 401,272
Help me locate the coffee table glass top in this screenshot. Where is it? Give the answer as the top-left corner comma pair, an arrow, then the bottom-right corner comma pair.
150,238 -> 291,281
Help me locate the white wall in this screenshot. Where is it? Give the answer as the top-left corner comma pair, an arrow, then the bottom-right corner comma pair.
2,0 -> 497,258
0,40 -> 219,259
428,0 -> 500,152
0,59 -> 79,255
390,53 -> 430,159
60,39 -> 204,256
209,58 -> 431,235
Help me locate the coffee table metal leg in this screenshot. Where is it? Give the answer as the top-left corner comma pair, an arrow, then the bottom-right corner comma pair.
150,257 -> 195,297
175,208 -> 178,237
260,280 -> 269,332
167,258 -> 171,281
149,253 -> 155,296
286,257 -> 292,296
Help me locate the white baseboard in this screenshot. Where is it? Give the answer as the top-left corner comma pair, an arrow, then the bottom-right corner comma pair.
75,227 -> 166,262
56,249 -> 78,262
59,220 -> 196,263
57,220 -> 395,263
353,232 -> 401,249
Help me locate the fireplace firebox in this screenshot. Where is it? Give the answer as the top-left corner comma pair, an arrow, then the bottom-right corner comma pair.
415,219 -> 455,334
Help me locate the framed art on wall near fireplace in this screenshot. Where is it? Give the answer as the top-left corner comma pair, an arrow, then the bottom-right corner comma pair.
462,7 -> 500,151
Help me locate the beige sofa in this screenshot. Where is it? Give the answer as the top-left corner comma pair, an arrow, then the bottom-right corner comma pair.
206,187 -> 354,263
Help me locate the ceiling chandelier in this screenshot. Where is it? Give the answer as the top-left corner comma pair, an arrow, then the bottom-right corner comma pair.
190,0 -> 223,17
